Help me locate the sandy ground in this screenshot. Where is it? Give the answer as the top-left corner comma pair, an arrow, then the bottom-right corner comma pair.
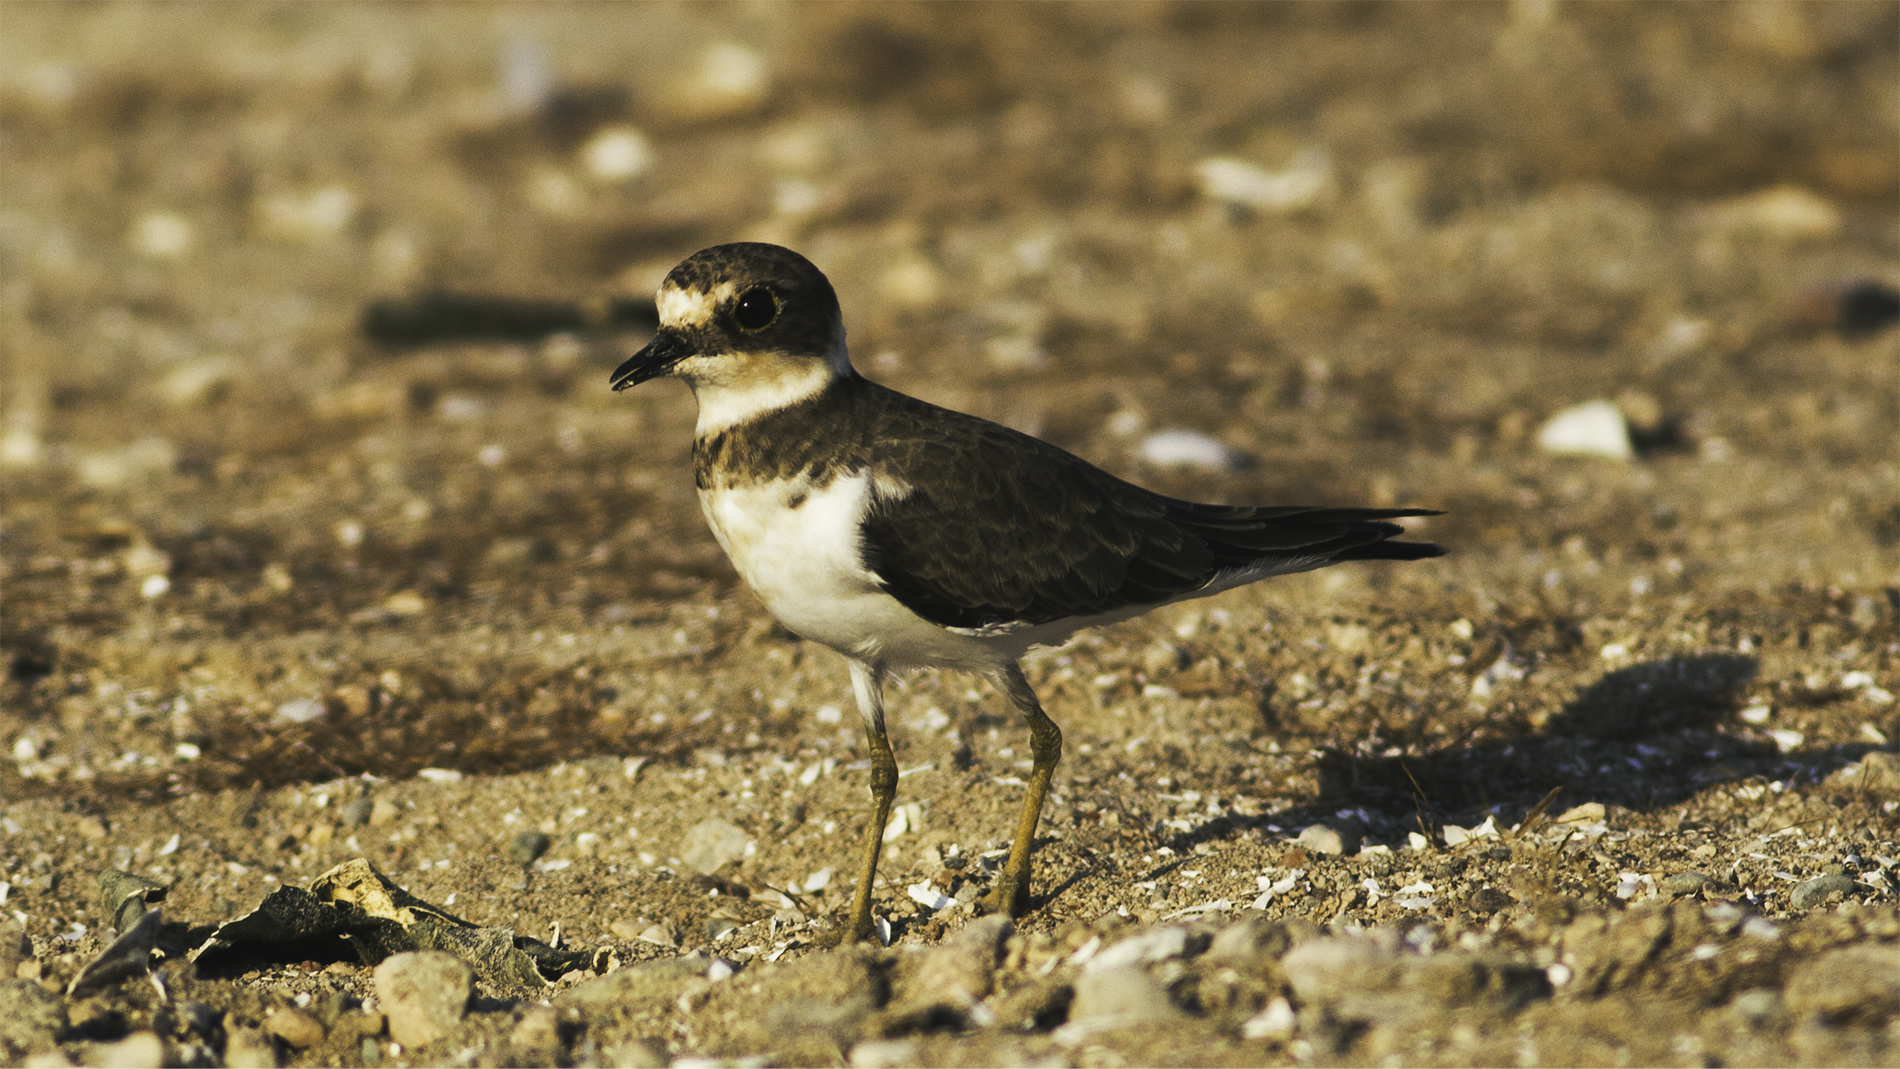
2,3 -> 1898,1067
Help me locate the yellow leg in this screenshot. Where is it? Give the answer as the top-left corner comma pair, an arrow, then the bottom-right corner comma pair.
842,660 -> 897,943
978,664 -> 1062,919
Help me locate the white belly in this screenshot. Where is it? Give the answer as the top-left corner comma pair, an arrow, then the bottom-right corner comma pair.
698,473 -> 1010,671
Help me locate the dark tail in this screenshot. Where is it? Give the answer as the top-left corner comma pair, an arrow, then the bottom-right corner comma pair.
1166,503 -> 1445,569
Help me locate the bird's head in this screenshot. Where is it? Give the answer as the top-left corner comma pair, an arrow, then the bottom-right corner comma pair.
611,244 -> 852,430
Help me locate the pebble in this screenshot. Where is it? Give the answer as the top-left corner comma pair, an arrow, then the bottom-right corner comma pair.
338,797 -> 375,827
1194,150 -> 1333,212
84,1031 -> 166,1068
1067,964 -> 1185,1027
680,818 -> 752,874
262,1007 -> 325,1049
508,830 -> 553,865
1281,933 -> 1401,1005
1240,995 -> 1298,1041
1838,750 -> 1900,796
1086,924 -> 1191,973
559,954 -> 711,1017
372,950 -> 473,1048
0,979 -> 68,1060
1138,429 -> 1241,472
221,1026 -> 278,1069
1789,872 -> 1857,910
1661,871 -> 1712,897
1296,822 -> 1358,856
0,918 -> 31,975
1206,916 -> 1293,968
1708,184 -> 1841,241
896,914 -> 1012,1012
848,1039 -> 921,1068
508,1005 -> 562,1055
1783,944 -> 1900,1024
1536,400 -> 1633,460
273,698 -> 328,725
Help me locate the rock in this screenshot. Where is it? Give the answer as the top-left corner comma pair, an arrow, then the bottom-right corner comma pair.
1240,995 -> 1298,1041
895,914 -> 1011,1013
509,1005 -> 563,1057
84,1031 -> 166,1068
1662,871 -> 1712,897
1789,872 -> 1858,910
0,918 -> 31,976
1296,822 -> 1358,856
1205,916 -> 1292,969
1463,886 -> 1515,914
1138,430 -> 1242,472
849,1038 -> 921,1068
262,1007 -> 325,1049
1284,931 -> 1401,999
368,798 -> 401,826
373,951 -> 473,1048
1194,150 -> 1333,212
1783,944 -> 1900,1025
1536,400 -> 1633,460
1086,924 -> 1193,972
338,797 -> 375,826
680,818 -> 752,875
222,1026 -> 278,1069
0,979 -> 68,1061
602,1039 -> 668,1068
560,954 -> 712,1018
1709,185 -> 1841,241
509,830 -> 552,865
1067,964 -> 1184,1026
1728,988 -> 1786,1028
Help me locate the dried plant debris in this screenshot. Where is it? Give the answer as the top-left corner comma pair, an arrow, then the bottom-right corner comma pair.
191,859 -> 602,987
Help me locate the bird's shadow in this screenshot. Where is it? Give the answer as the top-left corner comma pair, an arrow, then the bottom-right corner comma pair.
1168,652 -> 1882,850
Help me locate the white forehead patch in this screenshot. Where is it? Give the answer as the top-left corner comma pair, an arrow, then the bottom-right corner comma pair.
657,280 -> 737,328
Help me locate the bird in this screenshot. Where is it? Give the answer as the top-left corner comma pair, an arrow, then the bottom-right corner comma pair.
610,242 -> 1442,943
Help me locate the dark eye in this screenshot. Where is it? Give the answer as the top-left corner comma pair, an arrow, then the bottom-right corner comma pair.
733,287 -> 778,331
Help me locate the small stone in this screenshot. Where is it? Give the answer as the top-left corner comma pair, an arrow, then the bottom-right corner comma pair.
893,914 -> 1012,1015
76,815 -> 108,840
1464,886 -> 1514,914
84,1031 -> 166,1068
1729,988 -> 1786,1027
368,798 -> 401,826
680,818 -> 752,875
1195,151 -> 1333,212
0,978 -> 68,1062
1536,401 -> 1632,461
1139,429 -> 1242,472
1783,944 -> 1900,1025
509,1005 -> 562,1056
602,1039 -> 668,1068
0,918 -> 31,977
273,698 -> 328,725
1789,872 -> 1858,911
222,1026 -> 277,1069
1068,964 -> 1184,1026
1206,916 -> 1292,968
1296,823 -> 1356,856
849,1039 -> 921,1068
1086,925 -> 1191,972
1662,871 -> 1712,897
509,831 -> 553,865
1241,995 -> 1298,1041
373,951 -> 472,1048
262,1007 -> 325,1049
339,797 -> 375,826
1838,750 -> 1900,797
559,955 -> 711,1017
1282,933 -> 1402,1005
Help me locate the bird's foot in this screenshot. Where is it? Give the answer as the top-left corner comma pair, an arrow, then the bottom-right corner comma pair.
976,878 -> 1030,919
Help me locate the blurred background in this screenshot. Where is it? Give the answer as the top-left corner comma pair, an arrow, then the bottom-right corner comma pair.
1,2 -> 1895,794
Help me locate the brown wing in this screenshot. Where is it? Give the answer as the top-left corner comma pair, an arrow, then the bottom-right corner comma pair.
854,383 -> 1441,630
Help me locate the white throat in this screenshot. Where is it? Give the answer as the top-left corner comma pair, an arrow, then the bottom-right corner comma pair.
689,356 -> 840,436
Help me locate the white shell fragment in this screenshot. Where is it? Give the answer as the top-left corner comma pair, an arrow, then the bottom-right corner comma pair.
1535,400 -> 1633,461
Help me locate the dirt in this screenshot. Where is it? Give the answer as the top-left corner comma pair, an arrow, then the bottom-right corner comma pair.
2,4 -> 1898,1067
